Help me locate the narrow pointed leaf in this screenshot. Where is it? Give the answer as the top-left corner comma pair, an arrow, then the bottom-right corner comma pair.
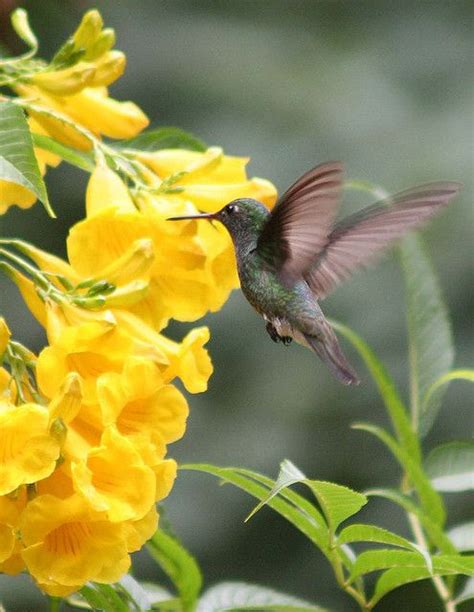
31,133 -> 95,172
80,583 -> 129,612
354,423 -> 445,526
371,566 -> 456,606
147,528 -> 202,611
400,234 -> 454,436
330,320 -> 420,462
366,488 -> 456,554
455,577 -> 474,604
118,575 -> 153,611
235,468 -> 326,529
338,524 -> 418,551
0,101 -> 54,216
182,464 -> 330,553
350,549 -> 433,582
246,459 -> 307,521
197,582 -> 327,612
115,127 -> 206,152
448,522 -> 474,552
422,369 -> 474,414
425,441 -> 474,492
306,480 -> 367,533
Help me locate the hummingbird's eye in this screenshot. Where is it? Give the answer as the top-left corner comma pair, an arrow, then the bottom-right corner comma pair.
226,203 -> 239,214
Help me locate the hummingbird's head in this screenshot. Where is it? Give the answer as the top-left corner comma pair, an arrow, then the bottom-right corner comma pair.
167,198 -> 270,248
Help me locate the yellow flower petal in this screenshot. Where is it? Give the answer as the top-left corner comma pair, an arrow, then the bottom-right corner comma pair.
0,180 -> 37,214
48,372 -> 83,424
71,427 -> 156,521
57,87 -> 149,139
124,504 -> 158,553
0,401 -> 61,495
21,494 -> 131,586
30,63 -> 95,96
0,317 -> 11,357
86,162 -> 136,217
97,360 -> 188,445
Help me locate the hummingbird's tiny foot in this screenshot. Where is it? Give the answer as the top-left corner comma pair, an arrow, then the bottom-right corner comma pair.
265,321 -> 281,343
282,336 -> 293,346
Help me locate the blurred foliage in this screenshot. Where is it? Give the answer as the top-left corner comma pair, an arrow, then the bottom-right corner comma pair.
0,1 -> 472,610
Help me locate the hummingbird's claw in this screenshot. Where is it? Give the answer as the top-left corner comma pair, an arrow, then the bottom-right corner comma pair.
265,322 -> 293,346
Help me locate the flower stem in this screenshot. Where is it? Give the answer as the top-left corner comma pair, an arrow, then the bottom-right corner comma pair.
49,597 -> 62,612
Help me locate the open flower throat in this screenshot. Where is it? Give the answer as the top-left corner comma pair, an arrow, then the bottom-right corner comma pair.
0,9 -> 277,594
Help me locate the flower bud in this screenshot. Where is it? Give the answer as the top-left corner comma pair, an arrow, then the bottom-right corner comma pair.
30,63 -> 95,95
72,9 -> 103,52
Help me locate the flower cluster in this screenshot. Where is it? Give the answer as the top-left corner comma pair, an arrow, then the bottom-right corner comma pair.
0,8 -> 277,596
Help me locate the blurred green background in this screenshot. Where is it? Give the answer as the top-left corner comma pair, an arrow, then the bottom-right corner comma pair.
0,1 -> 472,610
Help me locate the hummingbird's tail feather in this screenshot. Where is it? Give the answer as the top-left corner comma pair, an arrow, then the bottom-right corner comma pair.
304,322 -> 359,386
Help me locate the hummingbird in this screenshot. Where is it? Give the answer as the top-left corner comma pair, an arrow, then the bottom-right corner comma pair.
168,162 -> 460,385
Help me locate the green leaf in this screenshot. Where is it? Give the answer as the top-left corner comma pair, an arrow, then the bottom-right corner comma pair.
330,320 -> 420,463
422,369 -> 474,415
79,583 -> 130,612
146,528 -> 202,612
448,522 -> 474,552
350,549 -> 432,581
117,575 -> 153,611
197,582 -> 327,612
306,480 -> 367,533
245,459 -> 307,521
115,127 -> 206,152
455,577 -> 474,604
11,8 -> 38,53
400,234 -> 454,436
366,488 -> 457,554
372,555 -> 474,605
244,460 -> 366,534
0,101 -> 54,216
182,464 -> 330,554
31,132 -> 95,172
235,468 -> 326,529
354,423 -> 445,526
425,441 -> 474,492
338,524 -> 418,551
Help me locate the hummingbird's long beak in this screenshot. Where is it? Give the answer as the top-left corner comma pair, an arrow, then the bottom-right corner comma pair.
167,212 -> 216,221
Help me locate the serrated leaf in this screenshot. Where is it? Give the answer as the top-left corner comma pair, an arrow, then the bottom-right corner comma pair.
370,566 -> 448,606
400,234 -> 454,436
182,464 -> 330,554
146,528 -> 202,611
330,320 -> 420,463
350,549 -> 432,581
235,468 -> 326,529
425,441 -> 474,492
31,132 -> 95,172
367,488 -> 456,554
354,423 -> 445,526
369,555 -> 474,605
448,522 -> 474,552
306,480 -> 367,533
338,524 -> 417,551
245,459 -> 307,522
197,582 -> 327,612
115,127 -> 206,152
0,101 -> 53,216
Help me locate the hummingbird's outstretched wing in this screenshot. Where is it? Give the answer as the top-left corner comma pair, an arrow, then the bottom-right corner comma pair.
257,162 -> 343,285
305,182 -> 462,299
